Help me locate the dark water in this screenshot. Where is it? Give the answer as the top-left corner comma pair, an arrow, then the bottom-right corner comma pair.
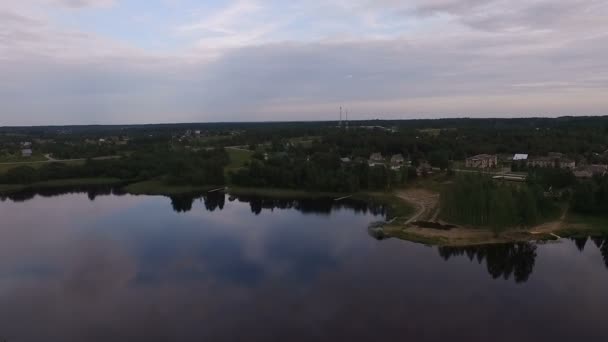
1,189 -> 608,342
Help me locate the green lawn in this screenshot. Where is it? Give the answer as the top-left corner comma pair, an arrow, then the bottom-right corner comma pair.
225,148 -> 254,177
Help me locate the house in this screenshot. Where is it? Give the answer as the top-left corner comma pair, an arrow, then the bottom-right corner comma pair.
21,141 -> 32,148
465,154 -> 498,169
559,158 -> 576,169
340,157 -> 351,163
574,165 -> 608,178
353,157 -> 367,164
528,156 -> 556,168
391,154 -> 405,165
21,149 -> 32,157
417,161 -> 433,176
369,153 -> 385,167
528,155 -> 576,169
390,154 -> 405,170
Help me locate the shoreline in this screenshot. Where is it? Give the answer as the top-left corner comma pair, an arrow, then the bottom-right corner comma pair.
379,189 -> 608,246
0,178 -> 124,195
2,179 -> 606,246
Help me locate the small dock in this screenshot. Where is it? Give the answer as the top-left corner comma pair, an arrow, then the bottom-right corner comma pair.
208,187 -> 226,193
334,195 -> 352,201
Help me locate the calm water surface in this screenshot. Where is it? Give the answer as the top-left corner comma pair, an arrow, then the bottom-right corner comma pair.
1,189 -> 608,341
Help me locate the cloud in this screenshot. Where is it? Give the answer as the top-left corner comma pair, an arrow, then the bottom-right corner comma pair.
48,0 -> 117,9
1,0 -> 608,125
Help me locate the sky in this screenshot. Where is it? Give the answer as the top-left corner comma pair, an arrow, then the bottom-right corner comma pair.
1,0 -> 608,125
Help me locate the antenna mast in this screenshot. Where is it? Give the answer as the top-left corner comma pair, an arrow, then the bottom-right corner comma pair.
345,109 -> 349,130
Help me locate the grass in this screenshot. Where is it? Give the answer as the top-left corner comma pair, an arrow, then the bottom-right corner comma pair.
385,228 -> 449,246
0,154 -> 48,163
417,128 -> 442,137
0,184 -> 26,194
0,160 -> 84,174
224,147 -> 254,178
31,178 -> 123,188
226,148 -> 254,169
0,178 -> 122,195
558,214 -> 608,238
125,180 -> 220,196
409,174 -> 451,193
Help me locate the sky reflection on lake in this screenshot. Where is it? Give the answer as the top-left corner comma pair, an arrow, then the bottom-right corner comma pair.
1,192 -> 608,341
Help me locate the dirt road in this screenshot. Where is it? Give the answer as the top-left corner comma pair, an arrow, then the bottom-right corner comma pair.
396,189 -> 440,225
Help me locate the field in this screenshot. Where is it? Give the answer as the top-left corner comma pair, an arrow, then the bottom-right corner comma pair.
0,154 -> 48,163
0,160 -> 85,174
225,147 -> 254,177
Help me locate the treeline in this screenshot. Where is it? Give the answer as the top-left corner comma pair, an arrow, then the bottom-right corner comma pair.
0,148 -> 228,186
440,175 -> 558,232
527,168 -> 577,190
571,175 -> 608,215
230,152 -> 412,192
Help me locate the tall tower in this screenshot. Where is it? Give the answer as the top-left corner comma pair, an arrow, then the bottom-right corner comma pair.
339,106 -> 343,128
345,109 -> 349,130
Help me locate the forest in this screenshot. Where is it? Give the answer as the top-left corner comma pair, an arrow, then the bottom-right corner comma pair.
229,152 -> 412,192
440,175 -> 559,232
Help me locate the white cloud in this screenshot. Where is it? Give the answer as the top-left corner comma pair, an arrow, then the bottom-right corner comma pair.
1,0 -> 608,124
47,0 -> 117,9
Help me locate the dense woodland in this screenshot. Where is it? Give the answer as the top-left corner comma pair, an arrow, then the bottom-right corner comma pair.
440,175 -> 559,232
230,152 -> 412,192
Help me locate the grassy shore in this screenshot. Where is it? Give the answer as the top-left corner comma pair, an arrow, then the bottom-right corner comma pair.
0,184 -> 26,194
557,214 -> 608,238
0,160 -> 85,174
0,178 -> 123,195
227,186 -> 346,199
382,225 -> 559,247
33,178 -> 123,188
124,180 -> 221,196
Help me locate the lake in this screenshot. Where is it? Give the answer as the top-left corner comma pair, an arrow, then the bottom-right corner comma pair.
1,188 -> 608,341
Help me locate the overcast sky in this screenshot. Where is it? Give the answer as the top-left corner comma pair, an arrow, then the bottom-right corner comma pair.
1,0 -> 608,125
